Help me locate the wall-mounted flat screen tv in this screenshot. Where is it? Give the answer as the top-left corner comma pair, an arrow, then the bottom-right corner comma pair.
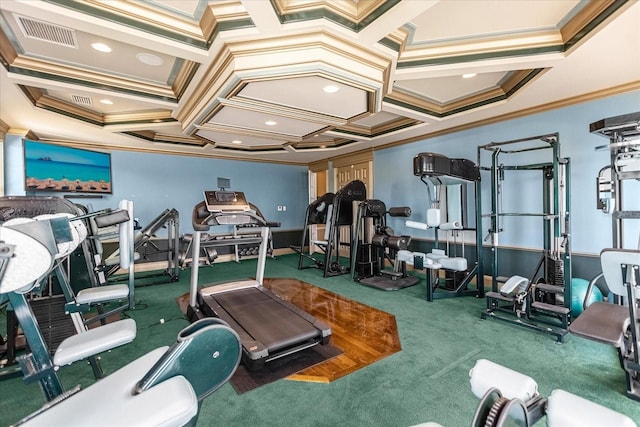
24,140 -> 112,194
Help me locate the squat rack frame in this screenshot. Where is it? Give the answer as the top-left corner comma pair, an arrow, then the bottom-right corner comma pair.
477,133 -> 572,342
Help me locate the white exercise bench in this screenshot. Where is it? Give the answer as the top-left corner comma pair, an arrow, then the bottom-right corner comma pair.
406,216 -> 477,301
0,217 -> 136,400
15,317 -> 241,427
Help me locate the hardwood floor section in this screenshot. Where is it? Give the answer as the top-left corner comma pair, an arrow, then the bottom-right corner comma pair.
263,278 -> 401,383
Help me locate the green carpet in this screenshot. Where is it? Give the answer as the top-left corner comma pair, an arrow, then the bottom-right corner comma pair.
1,254 -> 639,426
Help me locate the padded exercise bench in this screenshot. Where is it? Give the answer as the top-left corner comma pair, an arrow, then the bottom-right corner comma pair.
0,218 -> 136,401
16,318 -> 241,427
569,248 -> 640,401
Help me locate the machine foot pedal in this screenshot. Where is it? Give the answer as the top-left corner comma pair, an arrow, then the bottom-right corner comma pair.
531,301 -> 570,315
485,291 -> 514,303
535,283 -> 564,294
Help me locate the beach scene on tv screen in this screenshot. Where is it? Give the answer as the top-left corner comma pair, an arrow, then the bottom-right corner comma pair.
25,141 -> 112,193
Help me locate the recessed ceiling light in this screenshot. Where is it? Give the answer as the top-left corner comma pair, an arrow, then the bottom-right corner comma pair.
265,120 -> 277,126
99,99 -> 113,105
232,140 -> 242,144
462,73 -> 477,79
136,52 -> 164,66
91,42 -> 112,53
323,85 -> 339,93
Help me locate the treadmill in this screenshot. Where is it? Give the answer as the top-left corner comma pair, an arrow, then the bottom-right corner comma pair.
188,190 -> 331,370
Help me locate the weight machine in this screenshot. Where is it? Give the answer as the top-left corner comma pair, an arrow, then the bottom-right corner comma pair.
102,208 -> 180,286
7,198 -> 141,316
478,133 -> 572,342
0,209 -> 136,402
291,192 -> 334,269
569,111 -> 640,401
0,196 -> 135,376
350,199 -> 419,291
66,199 -> 137,317
0,222 -> 240,425
590,111 -> 640,247
294,180 -> 366,277
409,153 -> 483,301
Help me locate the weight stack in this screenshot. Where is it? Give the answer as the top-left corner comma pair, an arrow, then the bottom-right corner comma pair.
356,244 -> 378,278
444,270 -> 467,290
545,255 -> 564,286
29,295 -> 76,354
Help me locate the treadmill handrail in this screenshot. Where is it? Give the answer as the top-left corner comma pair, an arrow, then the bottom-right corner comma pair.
189,196 -> 276,308
192,201 -> 270,231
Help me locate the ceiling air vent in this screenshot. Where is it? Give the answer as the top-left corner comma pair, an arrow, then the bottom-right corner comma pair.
71,95 -> 93,106
15,15 -> 78,48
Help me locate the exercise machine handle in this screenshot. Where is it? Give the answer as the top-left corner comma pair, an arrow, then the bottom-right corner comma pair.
389,207 -> 412,217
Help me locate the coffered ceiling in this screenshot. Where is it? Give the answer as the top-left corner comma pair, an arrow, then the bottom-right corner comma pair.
1,0 -> 639,164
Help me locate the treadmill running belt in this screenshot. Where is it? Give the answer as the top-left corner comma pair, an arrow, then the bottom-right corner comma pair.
213,288 -> 320,352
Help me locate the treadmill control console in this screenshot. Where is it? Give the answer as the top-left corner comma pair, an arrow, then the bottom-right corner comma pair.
204,191 -> 251,213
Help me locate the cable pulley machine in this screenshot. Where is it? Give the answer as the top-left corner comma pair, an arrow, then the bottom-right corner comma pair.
477,133 -> 572,342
